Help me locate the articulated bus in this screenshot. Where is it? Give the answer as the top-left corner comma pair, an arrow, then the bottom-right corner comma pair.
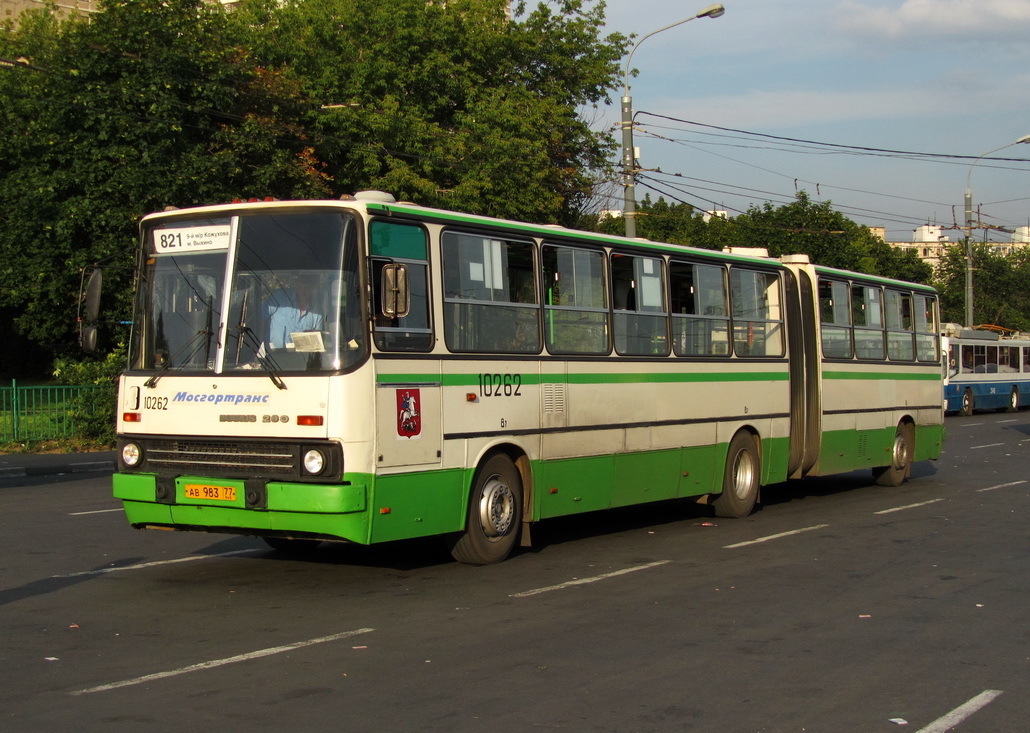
110,192 -> 944,564
942,324 -> 1030,414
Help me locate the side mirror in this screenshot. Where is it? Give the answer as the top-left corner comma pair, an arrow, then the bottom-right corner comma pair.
85,268 -> 103,323
81,324 -> 98,354
80,268 -> 103,354
381,263 -> 410,318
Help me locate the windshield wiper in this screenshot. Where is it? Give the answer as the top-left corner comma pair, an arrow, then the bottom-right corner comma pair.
232,323 -> 287,390
231,291 -> 286,390
144,327 -> 213,388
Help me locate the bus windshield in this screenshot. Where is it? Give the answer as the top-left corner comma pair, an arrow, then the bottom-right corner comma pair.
130,210 -> 364,375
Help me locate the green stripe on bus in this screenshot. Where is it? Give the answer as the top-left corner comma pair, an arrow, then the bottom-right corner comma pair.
378,371 -> 789,386
563,372 -> 788,384
823,370 -> 940,381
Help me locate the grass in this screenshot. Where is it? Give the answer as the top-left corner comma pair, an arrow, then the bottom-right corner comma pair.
0,437 -> 114,454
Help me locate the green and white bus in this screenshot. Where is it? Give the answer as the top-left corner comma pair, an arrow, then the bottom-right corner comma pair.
111,192 -> 944,564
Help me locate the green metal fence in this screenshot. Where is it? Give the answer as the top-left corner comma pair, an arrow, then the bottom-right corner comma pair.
0,380 -> 110,442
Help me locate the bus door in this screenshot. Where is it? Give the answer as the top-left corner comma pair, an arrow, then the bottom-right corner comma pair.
783,263 -> 821,478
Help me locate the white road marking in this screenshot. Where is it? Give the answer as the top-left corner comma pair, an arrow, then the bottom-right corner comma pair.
51,549 -> 263,578
68,508 -> 124,516
874,498 -> 945,515
511,560 -> 670,598
915,689 -> 1003,733
70,628 -> 375,695
970,443 -> 1004,450
976,480 -> 1027,493
722,524 -> 828,549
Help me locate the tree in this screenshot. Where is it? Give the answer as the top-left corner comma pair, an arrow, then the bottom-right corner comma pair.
588,191 -> 933,285
934,244 -> 1030,329
232,0 -> 624,225
592,194 -> 713,246
0,0 -> 334,366
0,0 -> 627,371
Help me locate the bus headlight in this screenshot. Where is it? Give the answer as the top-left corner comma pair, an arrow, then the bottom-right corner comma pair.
122,442 -> 142,467
302,449 -> 326,476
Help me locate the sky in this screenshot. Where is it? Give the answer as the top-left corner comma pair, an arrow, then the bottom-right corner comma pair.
594,0 -> 1030,242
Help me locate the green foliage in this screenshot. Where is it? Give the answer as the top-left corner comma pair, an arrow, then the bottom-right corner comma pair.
934,243 -> 1030,329
51,342 -> 125,444
0,0 -> 333,355
235,0 -> 623,223
590,191 -> 933,283
0,0 -> 626,369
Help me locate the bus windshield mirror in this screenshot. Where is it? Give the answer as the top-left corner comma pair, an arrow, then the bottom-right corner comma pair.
382,263 -> 410,318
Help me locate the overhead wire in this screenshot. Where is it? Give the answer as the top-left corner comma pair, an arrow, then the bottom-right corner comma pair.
631,111 -> 1030,236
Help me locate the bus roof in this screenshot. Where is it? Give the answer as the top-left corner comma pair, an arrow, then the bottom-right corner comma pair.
140,195 -> 936,292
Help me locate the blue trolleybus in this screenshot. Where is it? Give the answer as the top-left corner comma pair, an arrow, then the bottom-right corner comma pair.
942,324 -> 1030,414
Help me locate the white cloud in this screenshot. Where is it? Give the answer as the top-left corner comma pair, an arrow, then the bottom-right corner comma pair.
835,0 -> 1030,38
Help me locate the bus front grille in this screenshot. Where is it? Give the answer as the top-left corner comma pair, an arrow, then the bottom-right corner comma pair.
147,439 -> 296,477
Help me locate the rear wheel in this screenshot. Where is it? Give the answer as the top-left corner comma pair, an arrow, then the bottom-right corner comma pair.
873,422 -> 914,487
713,431 -> 760,518
960,389 -> 974,416
1006,387 -> 1019,413
448,454 -> 522,565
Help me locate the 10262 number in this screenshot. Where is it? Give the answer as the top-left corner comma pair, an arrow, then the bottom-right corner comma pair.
478,373 -> 522,397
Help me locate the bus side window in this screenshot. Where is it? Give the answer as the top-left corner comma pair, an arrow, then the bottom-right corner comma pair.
884,289 -> 914,361
441,231 -> 540,353
542,244 -> 609,355
818,279 -> 853,359
729,267 -> 784,358
611,252 -> 668,356
914,294 -> 939,363
852,284 -> 885,360
370,220 -> 433,352
670,261 -> 729,356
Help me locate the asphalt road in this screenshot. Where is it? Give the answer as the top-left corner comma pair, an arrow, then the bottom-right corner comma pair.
1,414 -> 1027,732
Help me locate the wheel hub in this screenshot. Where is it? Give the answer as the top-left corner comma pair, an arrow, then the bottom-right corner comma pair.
478,477 -> 515,538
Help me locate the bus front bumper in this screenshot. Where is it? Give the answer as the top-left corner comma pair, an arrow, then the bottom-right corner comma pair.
112,472 -> 370,544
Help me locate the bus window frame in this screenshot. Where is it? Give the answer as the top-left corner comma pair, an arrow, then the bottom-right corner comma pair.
668,258 -> 731,358
610,249 -> 670,357
728,265 -> 786,359
541,241 -> 611,356
440,228 -> 542,355
369,218 -> 435,353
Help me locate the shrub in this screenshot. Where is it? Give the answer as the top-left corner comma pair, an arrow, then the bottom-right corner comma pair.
52,343 -> 125,445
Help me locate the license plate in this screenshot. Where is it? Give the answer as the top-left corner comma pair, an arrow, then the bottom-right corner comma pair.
184,483 -> 237,501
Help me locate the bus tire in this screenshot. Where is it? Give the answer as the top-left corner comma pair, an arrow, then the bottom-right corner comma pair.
448,454 -> 522,565
1006,387 -> 1019,413
873,422 -> 914,487
960,389 -> 974,416
713,431 -> 760,518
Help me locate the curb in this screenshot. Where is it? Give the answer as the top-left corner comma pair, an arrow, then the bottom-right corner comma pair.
0,460 -> 117,479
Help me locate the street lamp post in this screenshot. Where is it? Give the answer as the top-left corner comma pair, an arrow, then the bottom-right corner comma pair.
963,134 -> 1030,326
621,3 -> 725,238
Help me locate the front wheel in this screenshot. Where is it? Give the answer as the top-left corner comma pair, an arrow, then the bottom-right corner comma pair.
713,431 -> 760,518
873,422 -> 914,487
1006,387 -> 1020,413
447,454 -> 523,565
